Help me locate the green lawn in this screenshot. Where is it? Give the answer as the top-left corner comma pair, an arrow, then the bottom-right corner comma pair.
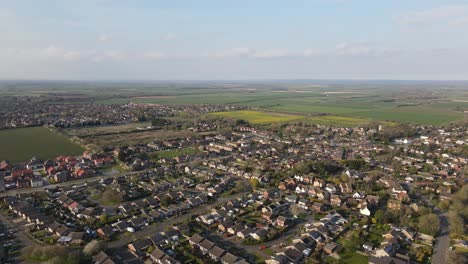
304,115 -> 395,127
151,147 -> 200,159
340,251 -> 369,264
209,110 -> 304,124
0,127 -> 84,163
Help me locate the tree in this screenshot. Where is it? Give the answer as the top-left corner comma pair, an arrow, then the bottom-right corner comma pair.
418,213 -> 440,236
99,213 -> 107,224
160,196 -> 173,207
448,211 -> 464,239
101,188 -> 123,205
250,178 -> 259,190
117,150 -> 126,161
22,245 -> 81,263
234,180 -> 252,193
374,209 -> 384,224
83,240 -> 104,256
447,251 -> 467,264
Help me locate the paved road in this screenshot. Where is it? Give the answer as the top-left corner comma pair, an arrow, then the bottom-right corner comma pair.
229,214 -> 314,259
0,212 -> 44,247
1,169 -> 137,196
414,191 -> 450,264
431,208 -> 449,264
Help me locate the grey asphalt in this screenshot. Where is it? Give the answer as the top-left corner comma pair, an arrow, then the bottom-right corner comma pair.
431,208 -> 449,264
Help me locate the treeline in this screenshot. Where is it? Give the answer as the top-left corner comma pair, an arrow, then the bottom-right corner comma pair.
293,160 -> 343,176
22,240 -> 105,264
447,185 -> 467,239
445,184 -> 468,263
372,124 -> 418,143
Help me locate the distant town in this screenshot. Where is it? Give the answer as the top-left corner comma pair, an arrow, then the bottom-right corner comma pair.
0,92 -> 466,264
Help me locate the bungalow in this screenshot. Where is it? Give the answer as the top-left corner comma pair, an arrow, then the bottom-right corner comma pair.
297,199 -> 309,209
199,239 -> 215,254
150,233 -> 167,247
94,251 -> 115,264
283,247 -> 303,262
208,245 -> 226,261
149,247 -> 166,264
113,221 -> 130,233
228,223 -> 245,236
128,216 -> 147,230
353,191 -> 366,200
312,202 -> 325,212
220,252 -> 241,264
68,232 -> 85,245
97,225 -> 115,240
128,238 -> 152,257
325,183 -> 337,194
323,243 -> 340,254
218,220 -> 234,233
189,234 -> 205,247
30,177 -> 43,188
252,228 -> 269,241
330,195 -> 342,207
237,228 -> 254,240
285,195 -> 297,204
276,216 -> 293,228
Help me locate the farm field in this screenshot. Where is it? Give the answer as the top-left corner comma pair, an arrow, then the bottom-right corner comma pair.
2,81 -> 467,125
304,115 -> 383,127
209,110 -> 304,124
0,127 -> 84,163
99,88 -> 467,125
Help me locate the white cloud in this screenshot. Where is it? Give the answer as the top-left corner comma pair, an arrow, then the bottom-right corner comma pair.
144,51 -> 166,60
449,16 -> 468,25
209,47 -> 252,58
303,48 -> 322,57
0,45 -> 82,62
252,49 -> 293,59
92,50 -> 126,62
209,48 -> 306,59
98,34 -> 110,41
335,42 -> 399,57
162,33 -> 176,41
396,5 -> 468,26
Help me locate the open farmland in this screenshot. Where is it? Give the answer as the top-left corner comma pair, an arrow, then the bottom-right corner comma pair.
304,115 -> 381,127
0,127 -> 84,163
2,80 -> 467,126
209,110 -> 304,124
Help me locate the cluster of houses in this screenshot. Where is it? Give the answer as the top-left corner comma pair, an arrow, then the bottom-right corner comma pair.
0,95 -> 246,129
0,151 -> 114,191
0,106 -> 467,264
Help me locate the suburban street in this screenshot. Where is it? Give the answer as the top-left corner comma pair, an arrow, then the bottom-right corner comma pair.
108,191 -> 247,249
414,191 -> 450,264
431,208 -> 450,264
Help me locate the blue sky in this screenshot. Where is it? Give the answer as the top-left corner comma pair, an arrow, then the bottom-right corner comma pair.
1,0 -> 468,80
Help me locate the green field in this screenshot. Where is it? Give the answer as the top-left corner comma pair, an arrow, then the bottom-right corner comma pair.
0,127 -> 85,163
209,110 -> 304,124
2,81 -> 467,126
150,147 -> 200,159
305,115 -> 386,127
126,91 -> 466,125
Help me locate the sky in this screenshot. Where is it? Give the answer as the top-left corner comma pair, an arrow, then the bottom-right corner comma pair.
1,0 -> 468,80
